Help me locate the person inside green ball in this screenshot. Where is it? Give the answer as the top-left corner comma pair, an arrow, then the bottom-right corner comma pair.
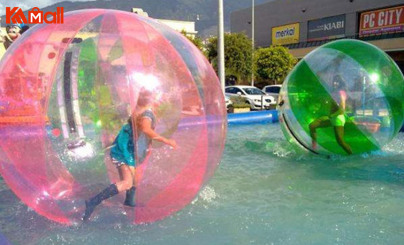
309,75 -> 353,155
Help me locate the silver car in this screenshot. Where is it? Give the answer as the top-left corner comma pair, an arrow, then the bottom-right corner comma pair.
262,84 -> 282,103
225,85 -> 276,110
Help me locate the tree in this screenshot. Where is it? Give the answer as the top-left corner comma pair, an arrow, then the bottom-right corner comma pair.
180,30 -> 204,52
254,45 -> 297,85
205,33 -> 253,84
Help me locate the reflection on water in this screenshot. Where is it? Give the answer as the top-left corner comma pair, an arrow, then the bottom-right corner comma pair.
1,123 -> 404,245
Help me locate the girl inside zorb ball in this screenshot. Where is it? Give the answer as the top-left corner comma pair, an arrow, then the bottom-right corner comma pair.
278,39 -> 404,156
0,9 -> 226,225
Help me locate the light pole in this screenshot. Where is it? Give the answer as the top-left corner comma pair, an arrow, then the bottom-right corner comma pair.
251,0 -> 255,87
218,0 -> 225,93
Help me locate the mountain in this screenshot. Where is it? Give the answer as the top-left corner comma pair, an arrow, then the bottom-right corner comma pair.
3,0 -> 273,37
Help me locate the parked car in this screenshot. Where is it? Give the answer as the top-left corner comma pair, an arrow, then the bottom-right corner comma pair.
262,84 -> 282,103
225,85 -> 275,110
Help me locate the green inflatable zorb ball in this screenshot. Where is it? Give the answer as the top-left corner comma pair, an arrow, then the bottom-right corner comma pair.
278,39 -> 404,156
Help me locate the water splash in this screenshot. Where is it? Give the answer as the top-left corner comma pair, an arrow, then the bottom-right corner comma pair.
198,186 -> 217,203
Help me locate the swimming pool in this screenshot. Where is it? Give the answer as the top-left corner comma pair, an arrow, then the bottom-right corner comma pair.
1,123 -> 404,244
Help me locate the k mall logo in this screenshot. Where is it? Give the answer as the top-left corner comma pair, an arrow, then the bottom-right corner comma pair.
6,7 -> 64,24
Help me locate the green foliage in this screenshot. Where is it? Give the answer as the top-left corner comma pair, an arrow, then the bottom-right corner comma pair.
77,38 -> 125,133
180,30 -> 204,52
77,39 -> 99,125
205,33 -> 253,83
230,96 -> 250,108
254,45 -> 297,85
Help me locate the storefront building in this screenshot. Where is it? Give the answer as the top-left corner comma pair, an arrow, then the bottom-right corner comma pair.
231,0 -> 404,72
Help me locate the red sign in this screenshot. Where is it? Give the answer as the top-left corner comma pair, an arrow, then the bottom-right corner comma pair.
6,7 -> 64,24
359,5 -> 404,36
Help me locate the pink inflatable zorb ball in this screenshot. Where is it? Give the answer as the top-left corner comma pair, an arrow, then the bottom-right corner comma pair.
0,9 -> 226,225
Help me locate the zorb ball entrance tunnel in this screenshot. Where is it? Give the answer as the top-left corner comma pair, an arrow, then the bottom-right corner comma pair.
0,9 -> 227,224
278,39 -> 404,156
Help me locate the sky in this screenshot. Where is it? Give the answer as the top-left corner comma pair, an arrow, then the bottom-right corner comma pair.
0,0 -> 90,15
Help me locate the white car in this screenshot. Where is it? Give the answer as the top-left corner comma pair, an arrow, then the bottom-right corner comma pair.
225,85 -> 276,110
262,84 -> 282,103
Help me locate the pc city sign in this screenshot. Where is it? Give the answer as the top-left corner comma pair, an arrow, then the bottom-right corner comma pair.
360,5 -> 404,36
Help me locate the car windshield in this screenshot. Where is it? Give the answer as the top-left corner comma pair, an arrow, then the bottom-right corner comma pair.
243,88 -> 265,95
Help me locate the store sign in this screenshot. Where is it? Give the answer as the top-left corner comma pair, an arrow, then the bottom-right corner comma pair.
308,14 -> 345,41
272,23 -> 299,45
359,5 -> 404,36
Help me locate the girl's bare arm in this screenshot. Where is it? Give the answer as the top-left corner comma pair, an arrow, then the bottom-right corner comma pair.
139,117 -> 177,149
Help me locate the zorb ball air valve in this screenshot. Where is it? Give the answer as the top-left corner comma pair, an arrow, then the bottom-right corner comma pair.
278,39 -> 404,156
0,10 -> 226,225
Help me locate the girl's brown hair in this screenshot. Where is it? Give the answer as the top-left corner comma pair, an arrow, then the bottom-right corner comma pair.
137,89 -> 153,107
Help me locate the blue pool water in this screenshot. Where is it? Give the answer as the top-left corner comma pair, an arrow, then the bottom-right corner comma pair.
1,123 -> 404,244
